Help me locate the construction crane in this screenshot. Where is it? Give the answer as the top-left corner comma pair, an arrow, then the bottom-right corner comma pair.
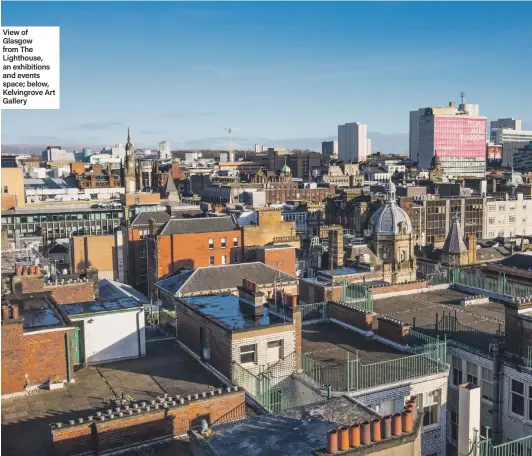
225,127 -> 240,162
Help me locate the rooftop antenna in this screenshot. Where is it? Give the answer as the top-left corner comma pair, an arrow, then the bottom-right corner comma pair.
460,91 -> 466,106
225,128 -> 240,162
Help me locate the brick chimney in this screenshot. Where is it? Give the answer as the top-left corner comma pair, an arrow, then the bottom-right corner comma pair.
238,278 -> 265,316
328,227 -> 344,269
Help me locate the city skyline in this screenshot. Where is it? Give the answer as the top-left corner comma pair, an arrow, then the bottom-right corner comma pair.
2,1 -> 532,153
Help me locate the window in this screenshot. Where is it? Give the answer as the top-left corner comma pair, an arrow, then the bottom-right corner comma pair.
488,204 -> 496,211
240,344 -> 256,364
221,255 -> 226,265
3,185 -> 8,193
466,361 -> 478,385
452,356 -> 462,386
221,237 -> 226,249
140,246 -> 147,259
529,386 -> 532,421
451,410 -> 459,441
209,256 -> 215,266
415,390 -> 440,426
233,237 -> 239,247
509,216 -> 516,224
488,217 -> 495,225
482,367 -> 494,402
208,238 -> 214,250
511,380 -> 525,417
267,340 -> 282,363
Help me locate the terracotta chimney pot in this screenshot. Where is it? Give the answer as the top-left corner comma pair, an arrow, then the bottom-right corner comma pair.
327,429 -> 338,454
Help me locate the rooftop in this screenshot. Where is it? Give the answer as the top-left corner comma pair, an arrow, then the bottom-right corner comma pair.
159,216 -> 235,235
302,322 -> 406,366
1,340 -> 223,456
199,414 -> 340,456
318,267 -> 363,277
5,295 -> 69,331
1,205 -> 123,215
129,210 -> 170,227
180,294 -> 288,331
279,396 -> 375,423
156,262 -> 297,297
496,252 -> 532,270
61,297 -> 141,316
99,279 -> 149,303
373,288 -> 505,335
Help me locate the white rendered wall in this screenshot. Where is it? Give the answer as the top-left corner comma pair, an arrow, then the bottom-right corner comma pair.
72,310 -> 146,364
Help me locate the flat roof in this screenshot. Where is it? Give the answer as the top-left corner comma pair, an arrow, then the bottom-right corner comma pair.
180,294 -> 287,331
7,295 -> 68,331
259,244 -> 294,250
373,288 -> 505,335
1,340 -> 222,456
318,267 -> 362,277
204,414 -> 340,456
1,205 -> 123,215
302,322 -> 406,366
61,297 -> 141,316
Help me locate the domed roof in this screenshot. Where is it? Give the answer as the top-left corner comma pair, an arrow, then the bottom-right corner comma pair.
368,202 -> 413,236
281,161 -> 291,174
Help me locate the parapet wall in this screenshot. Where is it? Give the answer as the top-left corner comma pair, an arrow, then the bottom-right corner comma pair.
50,388 -> 246,456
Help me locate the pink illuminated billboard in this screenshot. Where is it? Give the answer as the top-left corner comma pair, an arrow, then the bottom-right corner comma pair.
433,116 -> 487,159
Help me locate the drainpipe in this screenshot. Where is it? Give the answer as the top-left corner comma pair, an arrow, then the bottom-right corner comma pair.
136,310 -> 142,357
65,332 -> 72,383
491,339 -> 503,445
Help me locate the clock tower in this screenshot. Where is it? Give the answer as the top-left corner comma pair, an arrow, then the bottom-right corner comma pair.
124,128 -> 137,193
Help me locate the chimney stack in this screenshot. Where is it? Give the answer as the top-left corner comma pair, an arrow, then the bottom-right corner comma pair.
238,278 -> 265,316
458,383 -> 481,456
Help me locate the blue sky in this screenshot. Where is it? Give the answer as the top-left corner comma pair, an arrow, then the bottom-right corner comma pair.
2,1 -> 532,153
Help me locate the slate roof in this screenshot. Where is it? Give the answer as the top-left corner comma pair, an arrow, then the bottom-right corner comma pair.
159,216 -> 236,235
99,279 -> 149,303
130,211 -> 171,227
497,252 -> 532,270
476,248 -> 506,262
156,262 -> 297,297
442,217 -> 468,254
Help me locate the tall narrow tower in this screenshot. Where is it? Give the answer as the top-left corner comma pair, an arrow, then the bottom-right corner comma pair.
124,128 -> 137,193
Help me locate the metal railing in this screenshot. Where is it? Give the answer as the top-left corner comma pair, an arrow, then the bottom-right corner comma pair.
476,433 -> 532,456
231,352 -> 298,413
340,282 -> 374,313
299,302 -> 328,321
452,268 -> 532,298
300,339 -> 447,392
352,343 -> 446,391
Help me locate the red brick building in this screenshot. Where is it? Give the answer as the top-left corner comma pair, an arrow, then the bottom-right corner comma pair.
121,210 -> 171,292
147,217 -> 242,296
256,245 -> 297,276
1,299 -> 74,395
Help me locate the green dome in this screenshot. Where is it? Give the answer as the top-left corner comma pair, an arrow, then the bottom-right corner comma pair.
281,163 -> 291,174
